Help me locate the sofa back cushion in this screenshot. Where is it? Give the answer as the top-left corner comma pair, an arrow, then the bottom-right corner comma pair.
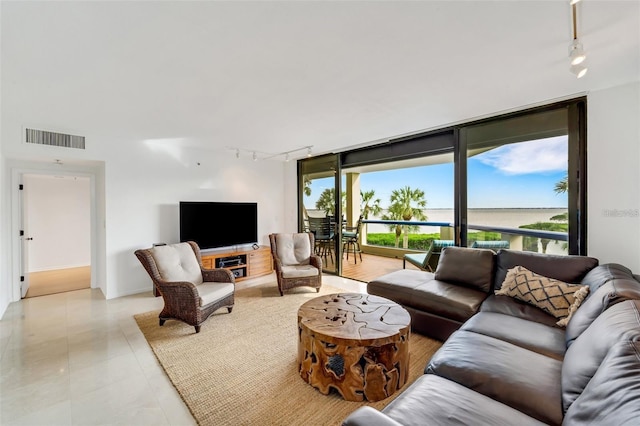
435,247 -> 495,293
561,300 -> 640,413
579,263 -> 634,291
566,264 -> 640,346
563,340 -> 640,425
493,250 -> 598,291
151,242 -> 203,285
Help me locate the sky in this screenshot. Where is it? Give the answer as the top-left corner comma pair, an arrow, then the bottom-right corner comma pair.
305,136 -> 568,210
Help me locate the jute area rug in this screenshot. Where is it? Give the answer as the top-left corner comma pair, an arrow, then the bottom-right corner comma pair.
134,282 -> 442,426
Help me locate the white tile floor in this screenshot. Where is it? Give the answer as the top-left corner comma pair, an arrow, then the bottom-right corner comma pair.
0,274 -> 365,425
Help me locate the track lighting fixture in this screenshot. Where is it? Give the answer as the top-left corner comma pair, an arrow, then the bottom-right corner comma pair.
227,145 -> 314,162
569,1 -> 587,78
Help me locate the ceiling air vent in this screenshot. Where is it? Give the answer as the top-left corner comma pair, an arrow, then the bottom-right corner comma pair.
25,128 -> 85,149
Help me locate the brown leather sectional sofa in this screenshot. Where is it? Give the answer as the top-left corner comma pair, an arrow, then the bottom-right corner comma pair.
343,248 -> 640,425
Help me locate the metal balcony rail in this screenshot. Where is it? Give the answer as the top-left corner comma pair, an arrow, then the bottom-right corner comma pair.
362,219 -> 568,241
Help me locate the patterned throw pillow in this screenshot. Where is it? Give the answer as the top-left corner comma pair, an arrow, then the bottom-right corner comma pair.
496,265 -> 590,327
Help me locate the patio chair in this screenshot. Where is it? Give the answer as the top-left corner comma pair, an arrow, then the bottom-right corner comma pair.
404,239 -> 456,272
269,232 -> 322,296
403,243 -> 435,271
471,240 -> 510,251
342,215 -> 363,264
134,241 -> 235,333
308,216 -> 334,264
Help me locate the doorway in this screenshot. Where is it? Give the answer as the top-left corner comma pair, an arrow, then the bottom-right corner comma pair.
22,174 -> 91,298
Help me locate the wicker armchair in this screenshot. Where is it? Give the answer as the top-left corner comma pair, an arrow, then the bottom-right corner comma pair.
135,241 -> 235,333
269,233 -> 322,296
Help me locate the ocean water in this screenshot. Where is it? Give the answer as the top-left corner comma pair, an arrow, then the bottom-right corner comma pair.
361,208 -> 567,234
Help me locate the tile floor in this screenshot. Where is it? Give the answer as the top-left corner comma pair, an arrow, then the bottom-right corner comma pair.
0,274 -> 366,425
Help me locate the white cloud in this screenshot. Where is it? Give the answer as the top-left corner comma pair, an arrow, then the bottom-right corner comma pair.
475,136 -> 568,175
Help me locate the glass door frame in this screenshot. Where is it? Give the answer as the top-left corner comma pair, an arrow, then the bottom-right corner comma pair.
298,154 -> 343,275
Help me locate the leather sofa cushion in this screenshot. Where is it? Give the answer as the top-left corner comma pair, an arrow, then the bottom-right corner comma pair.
580,263 -> 634,291
565,276 -> 640,347
426,330 -> 563,426
381,374 -> 546,426
562,300 -> 640,413
434,247 -> 495,293
493,250 -> 598,291
368,270 -> 434,306
369,270 -> 486,323
461,312 -> 566,360
408,280 -> 486,322
480,294 -> 559,327
563,341 -> 640,425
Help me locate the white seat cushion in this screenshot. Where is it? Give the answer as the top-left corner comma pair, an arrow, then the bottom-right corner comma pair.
151,243 -> 203,285
281,265 -> 319,279
197,282 -> 235,307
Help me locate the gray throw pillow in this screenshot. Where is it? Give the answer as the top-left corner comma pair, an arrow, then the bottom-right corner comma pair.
434,246 -> 495,293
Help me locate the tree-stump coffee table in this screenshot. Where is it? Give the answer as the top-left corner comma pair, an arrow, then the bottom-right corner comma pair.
297,293 -> 411,402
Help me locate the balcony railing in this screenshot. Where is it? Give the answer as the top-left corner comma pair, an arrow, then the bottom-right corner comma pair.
361,219 -> 568,254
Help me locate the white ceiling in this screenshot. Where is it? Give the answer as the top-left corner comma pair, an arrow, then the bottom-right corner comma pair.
2,1 -> 639,161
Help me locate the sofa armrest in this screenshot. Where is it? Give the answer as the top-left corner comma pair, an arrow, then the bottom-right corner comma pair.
342,407 -> 404,426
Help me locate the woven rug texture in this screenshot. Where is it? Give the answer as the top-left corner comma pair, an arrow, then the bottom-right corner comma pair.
134,283 -> 442,426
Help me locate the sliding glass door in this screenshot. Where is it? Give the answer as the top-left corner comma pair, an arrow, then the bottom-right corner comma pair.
299,154 -> 342,275
297,98 -> 587,281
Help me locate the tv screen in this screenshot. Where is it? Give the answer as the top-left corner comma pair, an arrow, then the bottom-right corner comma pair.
180,202 -> 258,250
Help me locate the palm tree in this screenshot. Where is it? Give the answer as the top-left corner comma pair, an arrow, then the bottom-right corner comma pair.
388,186 -> 427,249
519,222 -> 568,253
554,175 -> 568,194
315,188 -> 345,217
381,203 -> 404,248
360,189 -> 382,219
360,190 -> 382,245
302,176 -> 312,229
303,176 -> 312,197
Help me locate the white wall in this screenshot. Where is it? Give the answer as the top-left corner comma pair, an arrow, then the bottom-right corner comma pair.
102,141 -> 286,299
0,154 -> 7,316
587,81 -> 640,271
24,174 -> 91,271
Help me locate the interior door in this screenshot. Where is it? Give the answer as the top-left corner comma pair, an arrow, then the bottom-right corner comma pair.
19,181 -> 30,298
299,154 -> 342,275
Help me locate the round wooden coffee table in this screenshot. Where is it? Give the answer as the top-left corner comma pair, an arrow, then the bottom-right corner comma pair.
297,293 -> 411,402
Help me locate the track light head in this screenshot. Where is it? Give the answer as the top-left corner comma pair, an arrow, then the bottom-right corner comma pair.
235,149 -> 240,159
570,62 -> 588,78
252,151 -> 258,161
569,39 -> 586,65
307,147 -> 312,157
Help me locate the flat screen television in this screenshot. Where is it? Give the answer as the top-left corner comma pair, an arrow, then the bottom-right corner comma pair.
179,201 -> 258,250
